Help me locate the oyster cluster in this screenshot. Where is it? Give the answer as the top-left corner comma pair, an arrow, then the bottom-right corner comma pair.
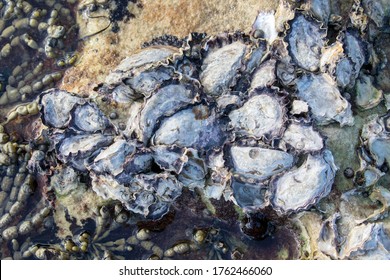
35,0 -> 351,219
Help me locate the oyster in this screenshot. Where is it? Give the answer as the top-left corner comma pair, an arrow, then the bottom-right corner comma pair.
54,133 -> 114,172
360,113 -> 390,168
252,12 -> 278,43
40,89 -> 84,129
4,0 -> 389,261
229,146 -> 294,181
339,223 -> 390,260
139,83 -> 199,144
250,59 -> 277,90
280,122 -> 324,152
71,103 -> 111,133
152,145 -> 189,174
296,73 -> 354,126
88,139 -> 137,176
354,73 -> 383,110
200,40 -> 247,96
286,14 -> 326,72
152,105 -> 227,150
231,179 -> 269,212
271,150 -> 337,214
229,90 -> 286,140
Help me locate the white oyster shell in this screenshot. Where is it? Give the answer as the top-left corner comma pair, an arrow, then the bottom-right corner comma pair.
200,41 -> 246,96
339,223 -> 390,259
296,73 -> 354,126
229,92 -> 285,139
252,11 -> 278,43
290,100 -> 309,115
271,150 -> 337,214
281,123 -> 324,152
287,14 -> 325,71
250,59 -> 277,90
229,146 -> 294,181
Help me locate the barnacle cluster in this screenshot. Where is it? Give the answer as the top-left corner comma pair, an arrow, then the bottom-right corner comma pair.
1,0 -> 390,260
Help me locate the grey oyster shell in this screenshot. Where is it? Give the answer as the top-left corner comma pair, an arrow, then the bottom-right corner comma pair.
271,150 -> 337,214
139,83 -> 200,144
360,113 -> 390,168
200,40 -> 247,96
339,223 -> 390,260
128,173 -> 183,219
40,89 -> 84,129
280,122 -> 324,152
54,133 -> 114,172
296,73 -> 354,126
305,0 -> 331,24
88,139 -> 137,176
152,105 -> 227,150
229,146 -> 294,182
71,103 -> 111,133
286,14 -> 326,72
231,179 -> 270,212
250,59 -> 277,90
228,90 -> 286,140
152,145 -> 189,174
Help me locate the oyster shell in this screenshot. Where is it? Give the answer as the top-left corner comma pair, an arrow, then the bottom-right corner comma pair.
354,73 -> 383,110
339,223 -> 390,259
229,145 -> 294,181
152,145 -> 189,174
178,151 -> 206,188
305,0 -> 331,24
280,122 -> 324,152
271,150 -> 337,214
88,139 -> 137,176
71,103 -> 111,133
317,213 -> 341,259
54,133 -> 114,172
228,90 -> 286,140
360,113 -> 390,168
252,12 -> 278,43
286,14 -> 326,72
128,173 -> 183,219
250,59 -> 277,90
152,105 -> 227,150
139,83 -> 199,144
296,73 -> 354,126
231,179 -> 270,212
200,40 -> 247,96
105,46 -> 179,85
40,89 -> 84,129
